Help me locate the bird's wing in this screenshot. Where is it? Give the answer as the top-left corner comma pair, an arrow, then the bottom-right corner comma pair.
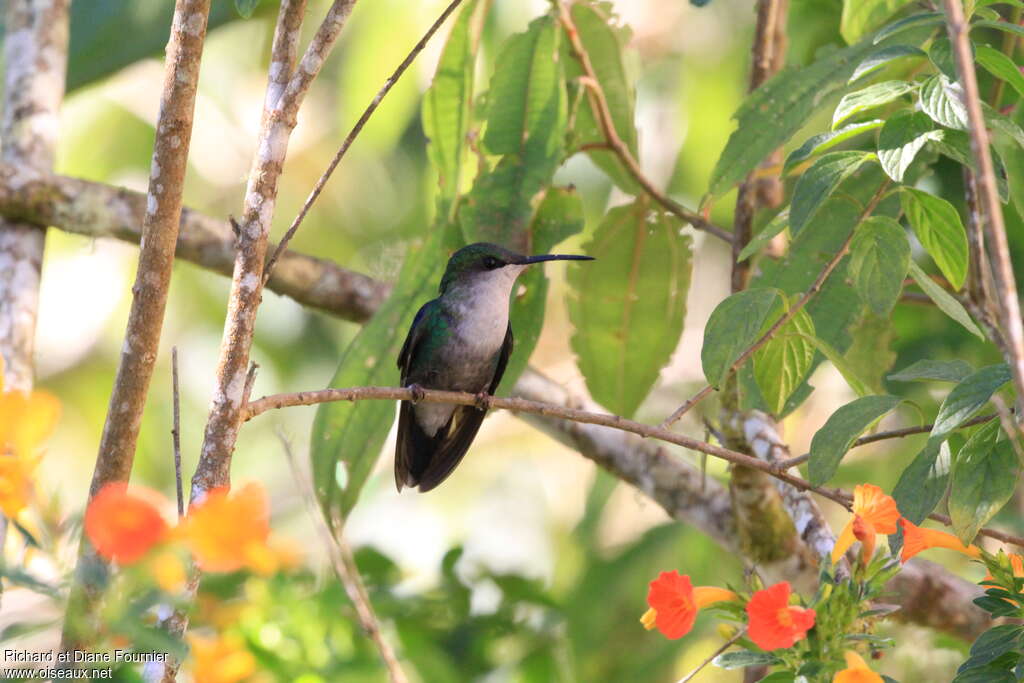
395,300 -> 438,490
397,324 -> 514,493
397,300 -> 434,380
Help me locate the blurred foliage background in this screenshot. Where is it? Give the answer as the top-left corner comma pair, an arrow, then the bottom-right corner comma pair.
1,0 -> 1017,680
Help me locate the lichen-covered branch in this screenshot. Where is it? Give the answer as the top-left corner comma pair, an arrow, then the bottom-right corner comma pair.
0,165 -> 389,322
61,0 -> 213,656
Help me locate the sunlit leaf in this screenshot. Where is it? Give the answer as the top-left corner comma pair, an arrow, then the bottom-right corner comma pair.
920,74 -> 968,130
850,45 -> 926,82
889,358 -> 974,383
798,332 -> 874,397
808,394 -> 902,485
790,151 -> 876,234
701,288 -> 781,389
841,0 -> 913,44
907,261 -> 983,337
877,111 -> 938,182
901,187 -> 968,289
753,304 -> 816,415
832,81 -> 916,129
931,364 -> 1011,438
873,12 -> 944,44
950,421 -> 1020,543
737,210 -> 787,262
928,37 -> 958,80
849,216 -> 910,314
568,202 -> 692,417
784,121 -> 884,174
976,44 -> 1024,97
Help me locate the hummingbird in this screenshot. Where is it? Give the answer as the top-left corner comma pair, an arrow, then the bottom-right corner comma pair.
395,242 -> 594,492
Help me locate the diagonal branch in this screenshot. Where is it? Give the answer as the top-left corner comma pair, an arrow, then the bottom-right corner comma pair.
61,0 -> 213,657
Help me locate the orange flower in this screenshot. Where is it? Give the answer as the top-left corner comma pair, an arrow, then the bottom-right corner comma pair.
188,633 -> 255,683
0,453 -> 39,518
898,518 -> 980,563
85,484 -> 169,565
181,483 -> 273,573
0,357 -> 60,518
834,650 -> 883,683
643,571 -> 738,639
746,581 -> 816,650
831,484 -> 900,565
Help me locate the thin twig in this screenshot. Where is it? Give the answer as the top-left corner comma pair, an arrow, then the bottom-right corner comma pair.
557,3 -> 731,243
944,0 -> 1024,426
677,628 -> 746,683
172,347 -> 183,519
279,433 -> 411,683
660,181 -> 890,429
264,0 -> 467,284
241,383 -> 1024,548
61,0 -> 213,658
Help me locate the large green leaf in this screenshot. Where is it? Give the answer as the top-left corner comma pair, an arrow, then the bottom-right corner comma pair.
901,188 -> 969,290
928,37 -> 958,80
929,128 -> 1010,203
849,216 -> 910,315
907,261 -> 982,337
841,0 -> 914,44
422,0 -> 480,213
465,14 -> 567,250
892,437 -> 952,524
950,421 -> 1020,543
976,45 -> 1024,98
931,364 -> 1011,439
808,394 -> 903,485
753,305 -> 816,415
501,187 -> 585,394
311,230 -> 449,528
790,152 -> 876,234
843,311 -> 897,394
877,111 -> 938,182
784,121 -> 884,174
920,74 -> 969,130
737,210 -> 788,262
888,358 -> 974,383
568,201 -> 692,418
850,45 -> 926,82
701,288 -> 781,389
563,2 -> 639,193
832,80 -> 916,128
708,38 -> 881,196
873,12 -> 944,44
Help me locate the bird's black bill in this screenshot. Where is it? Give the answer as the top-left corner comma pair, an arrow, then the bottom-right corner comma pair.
518,254 -> 595,265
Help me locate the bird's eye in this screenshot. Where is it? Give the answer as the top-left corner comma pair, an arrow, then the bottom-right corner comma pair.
484,256 -> 502,269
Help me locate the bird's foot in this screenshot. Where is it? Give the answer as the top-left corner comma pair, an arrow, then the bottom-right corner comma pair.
408,383 -> 426,404
474,391 -> 492,411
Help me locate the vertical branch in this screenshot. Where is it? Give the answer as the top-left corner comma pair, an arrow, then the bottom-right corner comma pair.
943,0 -> 1024,421
731,0 -> 788,293
172,347 -> 184,519
194,0 -> 354,497
61,0 -> 213,655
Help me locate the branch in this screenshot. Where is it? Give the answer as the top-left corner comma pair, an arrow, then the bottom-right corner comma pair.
240,381 -> 1024,549
943,0 -> 1024,423
0,164 -> 390,323
264,0 -> 467,283
557,3 -> 731,243
661,181 -> 890,428
61,0 -> 212,657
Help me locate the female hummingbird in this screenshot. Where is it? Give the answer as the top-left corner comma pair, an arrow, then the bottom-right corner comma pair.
395,242 -> 593,492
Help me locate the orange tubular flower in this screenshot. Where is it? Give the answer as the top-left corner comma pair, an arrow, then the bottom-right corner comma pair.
898,518 -> 980,563
85,484 -> 169,564
188,633 -> 256,683
834,650 -> 883,683
746,581 -> 816,651
831,484 -> 900,565
643,571 -> 738,639
182,483 -> 273,573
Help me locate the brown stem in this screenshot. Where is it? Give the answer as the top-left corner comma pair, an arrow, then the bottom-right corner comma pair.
172,347 -> 184,519
264,0 -> 467,284
557,3 -> 731,243
661,181 -> 890,428
61,0 -> 212,658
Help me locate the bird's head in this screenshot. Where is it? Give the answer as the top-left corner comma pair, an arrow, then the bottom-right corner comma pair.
439,242 -> 593,295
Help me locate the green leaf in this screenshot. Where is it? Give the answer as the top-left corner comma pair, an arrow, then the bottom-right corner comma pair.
928,37 -> 958,80
877,111 -> 938,182
874,12 -> 944,44
422,0 -> 480,212
920,74 -> 969,130
892,437 -> 952,523
713,651 -> 780,669
234,0 -> 261,18
962,625 -> 1024,669
790,152 -> 876,234
907,261 -> 983,337
929,128 -> 1010,202
976,45 -> 1024,98
809,394 -> 903,485
950,421 -> 1020,543
311,230 -> 449,527
502,187 -> 585,393
849,216 -> 910,314
850,44 -> 927,82
889,358 -> 974,383
844,311 -> 898,393
564,2 -> 640,193
738,210 -> 788,262
709,39 -> 882,196
568,201 -> 693,417
973,19 -> 1024,39
901,187 -> 969,290
841,0 -> 914,44
798,332 -> 875,397
984,102 -> 1024,148
832,81 -> 916,128
784,121 -> 884,174
932,364 -> 1011,438
753,305 -> 817,415
701,288 -> 781,389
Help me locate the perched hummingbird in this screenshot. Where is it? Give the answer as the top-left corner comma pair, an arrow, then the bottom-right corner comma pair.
395,242 -> 594,492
